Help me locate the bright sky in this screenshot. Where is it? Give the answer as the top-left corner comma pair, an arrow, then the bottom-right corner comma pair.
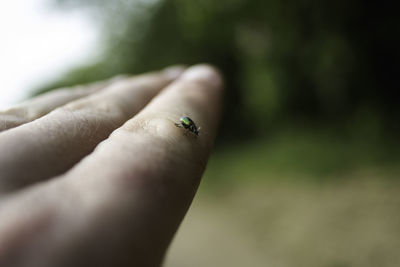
0,0 -> 98,109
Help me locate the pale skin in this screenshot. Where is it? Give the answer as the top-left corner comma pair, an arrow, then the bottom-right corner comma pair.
0,64 -> 224,267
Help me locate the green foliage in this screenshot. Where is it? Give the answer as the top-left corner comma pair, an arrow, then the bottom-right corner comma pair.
204,127 -> 400,186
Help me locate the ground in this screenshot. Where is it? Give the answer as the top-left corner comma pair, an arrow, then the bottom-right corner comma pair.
165,169 -> 400,267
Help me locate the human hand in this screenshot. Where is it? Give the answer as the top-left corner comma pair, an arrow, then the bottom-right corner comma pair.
0,64 -> 224,267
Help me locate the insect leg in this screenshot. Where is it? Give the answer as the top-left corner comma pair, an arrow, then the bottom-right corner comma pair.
174,123 -> 183,128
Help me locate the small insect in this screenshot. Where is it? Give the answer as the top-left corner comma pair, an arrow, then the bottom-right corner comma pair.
175,116 -> 200,136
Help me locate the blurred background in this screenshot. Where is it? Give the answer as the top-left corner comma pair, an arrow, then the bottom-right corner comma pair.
2,0 -> 400,266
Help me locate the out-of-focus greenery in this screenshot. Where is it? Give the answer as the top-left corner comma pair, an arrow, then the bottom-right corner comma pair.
39,0 -> 399,144
204,127 -> 400,187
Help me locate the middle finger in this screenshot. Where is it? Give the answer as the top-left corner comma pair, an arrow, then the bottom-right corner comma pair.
0,67 -> 184,194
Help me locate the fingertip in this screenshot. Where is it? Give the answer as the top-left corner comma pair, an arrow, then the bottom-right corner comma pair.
180,64 -> 224,89
162,65 -> 187,82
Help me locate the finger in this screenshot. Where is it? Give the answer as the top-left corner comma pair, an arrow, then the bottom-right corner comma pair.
0,76 -> 124,132
0,65 -> 224,267
0,66 -> 185,194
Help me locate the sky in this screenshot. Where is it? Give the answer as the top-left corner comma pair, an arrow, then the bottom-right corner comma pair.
0,1 -> 98,109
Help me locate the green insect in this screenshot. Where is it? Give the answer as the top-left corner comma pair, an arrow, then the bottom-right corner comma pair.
175,116 -> 200,136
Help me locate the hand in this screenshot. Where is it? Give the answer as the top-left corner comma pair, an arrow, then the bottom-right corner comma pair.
0,64 -> 224,267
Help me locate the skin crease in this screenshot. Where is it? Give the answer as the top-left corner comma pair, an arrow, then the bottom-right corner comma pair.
0,67 -> 185,194
0,75 -> 128,132
0,64 -> 224,267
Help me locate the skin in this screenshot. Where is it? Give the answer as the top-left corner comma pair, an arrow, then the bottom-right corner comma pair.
0,64 -> 224,267
0,75 -> 127,132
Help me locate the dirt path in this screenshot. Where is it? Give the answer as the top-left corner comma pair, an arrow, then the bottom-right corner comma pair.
164,175 -> 400,267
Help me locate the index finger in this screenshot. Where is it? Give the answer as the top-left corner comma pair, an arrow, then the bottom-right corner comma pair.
58,64 -> 224,265
67,63 -> 224,185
